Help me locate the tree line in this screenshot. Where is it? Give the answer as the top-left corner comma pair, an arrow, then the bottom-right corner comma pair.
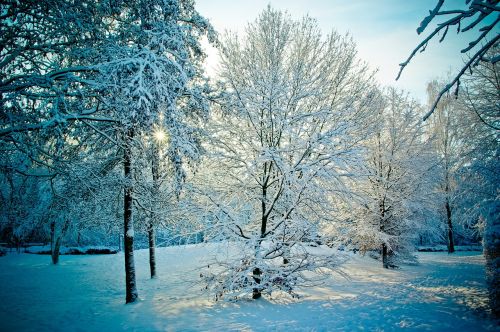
0,1 -> 498,316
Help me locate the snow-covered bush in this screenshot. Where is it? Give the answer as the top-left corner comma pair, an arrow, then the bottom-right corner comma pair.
201,241 -> 345,300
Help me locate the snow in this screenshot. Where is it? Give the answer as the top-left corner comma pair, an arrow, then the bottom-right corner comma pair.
417,245 -> 483,252
0,244 -> 497,331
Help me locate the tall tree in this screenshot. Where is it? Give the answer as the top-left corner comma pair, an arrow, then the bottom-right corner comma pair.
132,125 -> 173,279
459,53 -> 499,317
350,88 -> 437,268
1,0 -> 215,303
427,80 -> 469,253
200,6 -> 377,299
95,0 -> 214,303
398,2 -> 498,315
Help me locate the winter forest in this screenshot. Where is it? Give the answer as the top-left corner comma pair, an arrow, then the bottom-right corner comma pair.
0,0 -> 499,331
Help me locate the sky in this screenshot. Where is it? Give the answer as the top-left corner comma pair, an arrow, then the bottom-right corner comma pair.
195,0 -> 487,105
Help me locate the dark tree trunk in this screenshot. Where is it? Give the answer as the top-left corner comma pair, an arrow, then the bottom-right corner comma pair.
253,173 -> 268,300
148,227 -> 156,278
52,236 -> 62,265
260,188 -> 268,237
50,221 -> 55,254
149,144 -> 159,279
445,199 -> 455,254
51,219 -> 70,265
124,129 -> 138,303
379,195 -> 390,269
252,267 -> 262,299
382,243 -> 389,269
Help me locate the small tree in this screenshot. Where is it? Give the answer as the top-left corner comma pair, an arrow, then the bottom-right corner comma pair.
0,152 -> 51,250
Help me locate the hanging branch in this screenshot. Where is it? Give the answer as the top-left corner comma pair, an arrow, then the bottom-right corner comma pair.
396,0 -> 500,120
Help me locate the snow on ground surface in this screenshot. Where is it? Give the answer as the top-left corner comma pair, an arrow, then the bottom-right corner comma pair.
0,244 -> 497,331
417,245 -> 483,252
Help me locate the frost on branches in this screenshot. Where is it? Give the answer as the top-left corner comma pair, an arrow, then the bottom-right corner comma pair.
0,0 -> 215,303
347,88 -> 438,268
93,0 -> 215,303
197,7 -> 377,300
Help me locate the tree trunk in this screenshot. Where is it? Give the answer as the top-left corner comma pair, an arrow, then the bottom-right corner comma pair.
148,226 -> 156,278
252,267 -> 262,299
253,174 -> 268,299
379,196 -> 389,269
50,221 -> 55,254
382,243 -> 389,269
445,199 -> 455,253
484,201 -> 500,318
124,129 -> 138,303
52,236 -> 62,265
51,219 -> 70,265
149,144 -> 159,279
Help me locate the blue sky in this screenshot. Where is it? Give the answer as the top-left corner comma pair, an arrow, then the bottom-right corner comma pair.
195,0 -> 485,104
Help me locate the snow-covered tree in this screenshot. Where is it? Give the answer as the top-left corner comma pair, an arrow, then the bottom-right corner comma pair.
458,54 -> 499,317
198,7 -> 377,299
1,0 -> 215,303
397,2 -> 498,315
349,88 -> 438,268
131,127 -> 177,278
93,0 -> 214,303
46,142 -> 124,263
461,45 -> 500,131
426,80 -> 470,253
0,153 -> 51,250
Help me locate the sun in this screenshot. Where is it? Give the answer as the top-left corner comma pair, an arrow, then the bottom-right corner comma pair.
153,127 -> 168,143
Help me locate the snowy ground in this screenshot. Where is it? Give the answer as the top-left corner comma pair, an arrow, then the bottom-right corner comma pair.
0,244 -> 497,331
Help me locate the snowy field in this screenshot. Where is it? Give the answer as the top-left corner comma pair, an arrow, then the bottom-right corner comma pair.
0,245 -> 497,332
